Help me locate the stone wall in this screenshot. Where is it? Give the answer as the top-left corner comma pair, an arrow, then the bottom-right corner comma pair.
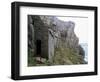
31,15 -> 49,59
28,15 -> 85,62
48,29 -> 55,61
28,15 -> 34,55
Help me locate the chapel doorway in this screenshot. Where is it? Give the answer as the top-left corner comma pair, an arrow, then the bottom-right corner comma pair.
36,40 -> 41,56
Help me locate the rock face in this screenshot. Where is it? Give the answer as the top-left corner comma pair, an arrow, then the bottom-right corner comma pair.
28,15 -> 85,64
28,16 -> 34,54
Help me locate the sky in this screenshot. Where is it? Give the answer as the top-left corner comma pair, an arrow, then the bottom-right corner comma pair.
57,16 -> 88,44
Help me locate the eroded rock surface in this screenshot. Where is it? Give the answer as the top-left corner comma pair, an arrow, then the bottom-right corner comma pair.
28,15 -> 85,66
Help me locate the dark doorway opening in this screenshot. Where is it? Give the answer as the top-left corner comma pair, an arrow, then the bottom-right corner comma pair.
36,40 -> 41,56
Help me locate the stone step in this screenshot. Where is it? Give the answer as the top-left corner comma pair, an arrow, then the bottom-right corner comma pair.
35,57 -> 46,63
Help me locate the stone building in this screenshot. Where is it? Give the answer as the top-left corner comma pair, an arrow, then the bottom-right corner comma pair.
28,15 -> 58,62
28,15 -> 83,62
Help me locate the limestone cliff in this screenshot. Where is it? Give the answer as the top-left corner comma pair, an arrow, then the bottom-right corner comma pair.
28,15 -> 86,66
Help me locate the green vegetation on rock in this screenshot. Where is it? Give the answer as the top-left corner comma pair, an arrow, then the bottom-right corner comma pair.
28,15 -> 86,66
28,44 -> 85,66
53,47 -> 85,65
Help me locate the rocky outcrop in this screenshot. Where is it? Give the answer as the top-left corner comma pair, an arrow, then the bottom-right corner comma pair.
36,16 -> 79,51
28,15 -> 85,65
28,16 -> 34,54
